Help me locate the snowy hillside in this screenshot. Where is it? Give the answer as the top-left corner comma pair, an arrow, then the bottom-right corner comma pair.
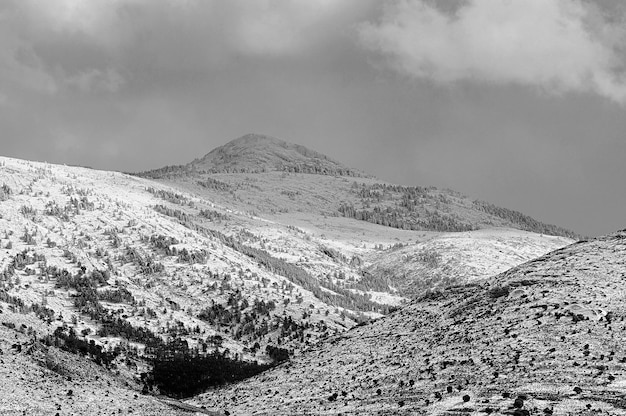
365,229 -> 572,294
0,149 -> 573,412
194,231 -> 626,415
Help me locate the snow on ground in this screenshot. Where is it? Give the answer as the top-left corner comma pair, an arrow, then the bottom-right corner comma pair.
366,228 -> 573,294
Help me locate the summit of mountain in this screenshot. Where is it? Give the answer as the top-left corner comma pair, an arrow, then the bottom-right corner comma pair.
189,134 -> 364,176
137,134 -> 365,178
194,230 -> 626,415
135,134 -> 581,240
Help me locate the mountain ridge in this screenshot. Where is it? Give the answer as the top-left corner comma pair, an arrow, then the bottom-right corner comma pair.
134,133 -> 581,239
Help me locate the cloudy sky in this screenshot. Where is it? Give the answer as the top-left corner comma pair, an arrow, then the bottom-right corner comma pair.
2,0 -> 626,236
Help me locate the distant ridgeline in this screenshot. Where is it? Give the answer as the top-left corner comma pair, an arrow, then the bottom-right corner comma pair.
472,200 -> 580,239
337,182 -> 580,239
131,133 -> 580,239
132,162 -> 363,179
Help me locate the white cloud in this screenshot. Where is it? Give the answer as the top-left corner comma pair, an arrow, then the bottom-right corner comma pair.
359,0 -> 626,103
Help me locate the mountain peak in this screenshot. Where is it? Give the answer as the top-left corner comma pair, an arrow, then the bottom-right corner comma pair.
224,133 -> 286,146
189,134 -> 364,176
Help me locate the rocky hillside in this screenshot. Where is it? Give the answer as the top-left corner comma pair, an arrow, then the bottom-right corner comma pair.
194,231 -> 626,415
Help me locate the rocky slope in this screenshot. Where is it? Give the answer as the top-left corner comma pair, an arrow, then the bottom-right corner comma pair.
193,231 -> 626,415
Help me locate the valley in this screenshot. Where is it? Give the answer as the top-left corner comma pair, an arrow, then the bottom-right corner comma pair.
193,231 -> 626,415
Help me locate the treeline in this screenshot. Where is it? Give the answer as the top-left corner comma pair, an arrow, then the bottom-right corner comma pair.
208,229 -> 391,313
98,316 -> 163,347
117,245 -> 165,274
349,270 -> 392,292
54,267 -> 113,320
144,339 -> 273,398
344,182 -> 580,238
199,209 -> 229,222
0,287 -> 56,323
7,249 -> 46,273
42,326 -> 119,367
338,203 -> 474,232
197,294 -> 279,340
146,233 -> 208,263
146,187 -> 190,205
132,161 -> 363,178
152,205 -> 390,313
276,163 -> 362,177
131,164 -> 188,179
197,177 -> 231,192
191,164 -> 362,177
99,287 -> 134,303
146,234 -> 179,254
153,204 -> 191,223
473,200 -> 581,239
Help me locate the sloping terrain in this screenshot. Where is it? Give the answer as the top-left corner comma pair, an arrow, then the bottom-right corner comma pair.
0,156 -> 367,367
364,229 -> 571,294
0,305 -> 193,415
0,135 -> 577,410
193,231 -> 626,415
0,155 -> 569,367
137,134 -> 579,238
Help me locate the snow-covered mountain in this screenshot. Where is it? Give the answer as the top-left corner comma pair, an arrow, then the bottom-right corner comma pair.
0,135 -> 578,413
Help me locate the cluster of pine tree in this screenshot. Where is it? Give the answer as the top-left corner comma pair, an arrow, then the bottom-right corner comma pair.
146,187 -> 190,205
338,203 -> 474,232
196,177 -> 231,191
42,326 -> 119,367
144,338 -> 273,398
473,200 -> 580,239
117,245 -> 165,275
152,206 -> 390,314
